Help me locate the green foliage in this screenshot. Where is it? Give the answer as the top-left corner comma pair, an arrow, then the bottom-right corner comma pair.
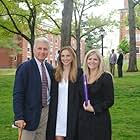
118,38 -> 129,54
0,0 -> 58,58
0,0 -> 57,38
72,0 -> 118,67
0,1 -> 29,33
123,4 -> 140,30
83,13 -> 118,52
84,5 -> 117,35
85,31 -> 101,52
135,4 -> 140,29
0,31 -> 21,54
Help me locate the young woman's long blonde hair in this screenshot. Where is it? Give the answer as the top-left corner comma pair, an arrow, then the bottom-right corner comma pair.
83,49 -> 105,82
55,46 -> 77,82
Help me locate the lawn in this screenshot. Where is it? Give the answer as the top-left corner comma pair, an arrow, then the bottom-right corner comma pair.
112,73 -> 140,140
0,67 -> 140,140
0,69 -> 17,140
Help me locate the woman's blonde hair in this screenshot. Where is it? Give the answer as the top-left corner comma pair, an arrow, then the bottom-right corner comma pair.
55,46 -> 77,82
83,49 -> 105,81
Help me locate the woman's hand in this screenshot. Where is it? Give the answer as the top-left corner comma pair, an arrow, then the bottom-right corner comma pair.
83,100 -> 95,113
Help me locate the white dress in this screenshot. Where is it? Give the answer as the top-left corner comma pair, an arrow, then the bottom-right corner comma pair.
55,79 -> 68,136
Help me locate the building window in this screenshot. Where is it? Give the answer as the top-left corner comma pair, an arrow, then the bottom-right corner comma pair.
136,33 -> 140,41
14,56 -> 17,61
27,43 -> 31,52
50,47 -> 53,52
136,47 -> 139,53
55,39 -> 57,43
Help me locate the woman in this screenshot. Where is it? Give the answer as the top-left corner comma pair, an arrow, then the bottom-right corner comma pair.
47,46 -> 82,140
78,49 -> 114,140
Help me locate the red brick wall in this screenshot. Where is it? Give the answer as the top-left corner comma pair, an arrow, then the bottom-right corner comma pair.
0,35 -> 23,68
21,34 -> 85,67
124,0 -> 128,8
0,48 -> 12,68
0,34 -> 85,68
119,0 -> 140,54
119,9 -> 128,42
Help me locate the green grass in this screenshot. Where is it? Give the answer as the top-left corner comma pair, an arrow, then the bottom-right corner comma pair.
0,68 -> 140,140
111,60 -> 140,140
112,72 -> 140,140
0,71 -> 18,140
0,69 -> 16,75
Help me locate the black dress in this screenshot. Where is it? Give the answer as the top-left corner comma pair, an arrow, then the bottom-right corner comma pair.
47,68 -> 83,140
78,72 -> 114,140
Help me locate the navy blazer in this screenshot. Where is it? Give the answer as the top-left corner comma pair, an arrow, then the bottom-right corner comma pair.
13,58 -> 53,131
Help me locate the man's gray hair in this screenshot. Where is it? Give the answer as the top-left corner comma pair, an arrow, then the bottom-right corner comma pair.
34,37 -> 49,48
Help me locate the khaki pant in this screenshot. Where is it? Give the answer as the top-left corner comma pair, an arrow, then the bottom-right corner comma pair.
21,106 -> 49,140
110,63 -> 115,76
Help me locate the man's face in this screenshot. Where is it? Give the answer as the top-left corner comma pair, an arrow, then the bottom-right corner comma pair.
33,42 -> 49,62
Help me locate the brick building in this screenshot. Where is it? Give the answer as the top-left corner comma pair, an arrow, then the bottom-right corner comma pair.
0,34 -> 85,68
119,0 -> 140,54
0,48 -> 13,68
0,35 -> 22,68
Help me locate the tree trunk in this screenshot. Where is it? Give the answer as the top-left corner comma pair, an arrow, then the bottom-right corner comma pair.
76,29 -> 81,67
61,0 -> 73,47
30,40 -> 34,58
127,0 -> 138,72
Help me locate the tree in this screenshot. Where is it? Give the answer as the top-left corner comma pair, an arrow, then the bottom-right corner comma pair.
0,32 -> 21,54
61,0 -> 73,47
72,0 -> 115,66
118,38 -> 129,54
0,0 -> 54,58
85,29 -> 101,53
42,0 -> 114,67
127,0 -> 140,72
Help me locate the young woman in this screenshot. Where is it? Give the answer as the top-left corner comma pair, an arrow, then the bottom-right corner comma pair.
47,46 -> 82,140
78,49 -> 114,140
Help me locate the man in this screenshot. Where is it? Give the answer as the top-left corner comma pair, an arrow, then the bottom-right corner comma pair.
117,49 -> 123,77
109,49 -> 117,76
13,37 -> 53,140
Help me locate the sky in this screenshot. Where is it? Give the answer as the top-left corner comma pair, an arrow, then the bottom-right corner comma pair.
106,0 -> 124,11
96,0 -> 124,56
91,0 -> 124,16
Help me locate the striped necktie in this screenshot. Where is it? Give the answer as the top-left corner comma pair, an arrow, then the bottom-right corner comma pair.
41,63 -> 48,107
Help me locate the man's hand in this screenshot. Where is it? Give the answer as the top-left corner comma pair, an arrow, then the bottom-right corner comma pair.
15,120 -> 26,128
